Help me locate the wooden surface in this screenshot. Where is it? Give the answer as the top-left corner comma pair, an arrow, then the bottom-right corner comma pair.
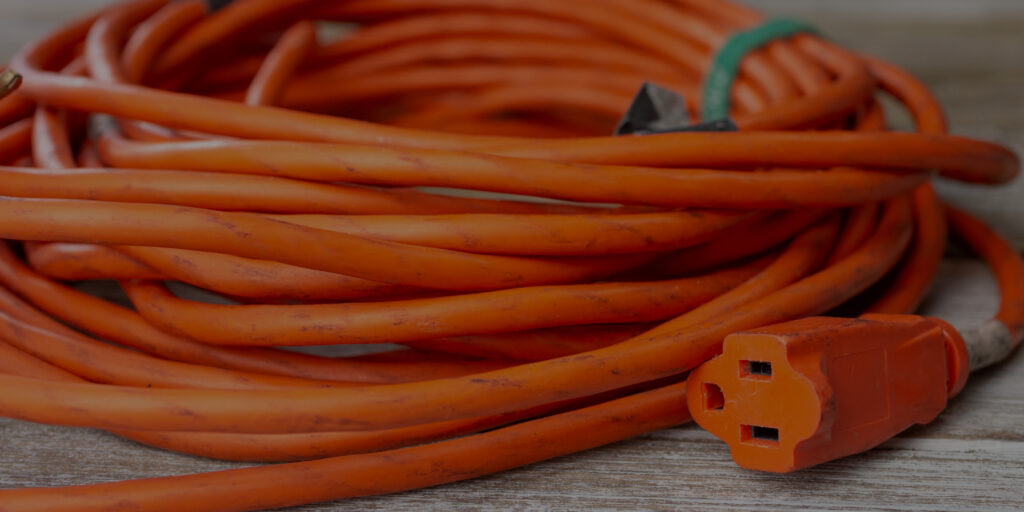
1,1 -> 1023,510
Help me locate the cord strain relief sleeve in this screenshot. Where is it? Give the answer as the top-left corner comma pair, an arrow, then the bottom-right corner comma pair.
961,319 -> 1015,372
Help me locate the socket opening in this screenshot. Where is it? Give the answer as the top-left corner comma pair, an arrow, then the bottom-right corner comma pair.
740,360 -> 773,380
703,382 -> 725,411
741,424 -> 780,445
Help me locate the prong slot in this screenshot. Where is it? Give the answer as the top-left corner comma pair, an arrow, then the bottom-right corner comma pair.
703,382 -> 724,411
740,360 -> 773,380
741,424 -> 780,445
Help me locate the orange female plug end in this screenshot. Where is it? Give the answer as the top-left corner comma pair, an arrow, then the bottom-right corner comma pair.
686,314 -> 969,473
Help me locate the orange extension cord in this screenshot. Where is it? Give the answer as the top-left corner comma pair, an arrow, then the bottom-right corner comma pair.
0,0 -> 1022,510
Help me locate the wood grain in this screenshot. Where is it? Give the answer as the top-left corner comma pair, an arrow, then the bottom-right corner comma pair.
0,1 -> 1022,511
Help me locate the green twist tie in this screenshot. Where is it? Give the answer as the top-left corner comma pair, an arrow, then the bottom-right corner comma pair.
702,18 -> 820,121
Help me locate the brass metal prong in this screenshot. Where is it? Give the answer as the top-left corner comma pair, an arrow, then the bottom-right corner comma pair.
0,70 -> 23,100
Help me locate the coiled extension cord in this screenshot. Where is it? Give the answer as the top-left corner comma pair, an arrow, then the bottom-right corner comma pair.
0,0 -> 1021,510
